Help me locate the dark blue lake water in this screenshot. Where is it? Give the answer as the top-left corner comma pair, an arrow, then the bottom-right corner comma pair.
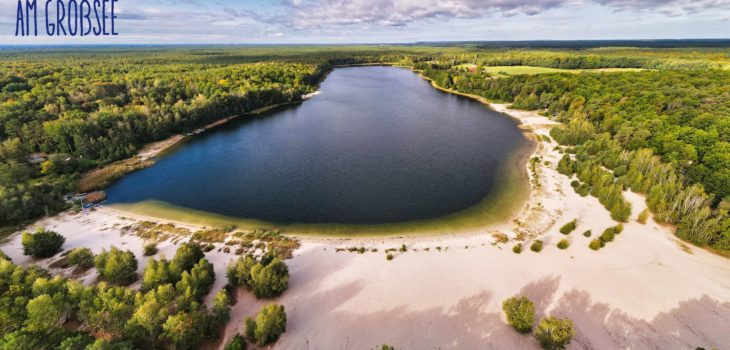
106,66 -> 529,224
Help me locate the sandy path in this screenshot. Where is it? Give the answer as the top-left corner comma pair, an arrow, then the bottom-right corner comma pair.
2,104 -> 729,349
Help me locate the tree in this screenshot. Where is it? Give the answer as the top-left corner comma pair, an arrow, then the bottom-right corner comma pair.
58,333 -> 95,350
94,247 -> 138,285
25,294 -> 64,333
224,333 -> 246,350
21,228 -> 65,258
534,316 -> 576,350
78,284 -> 137,340
502,296 -> 535,334
170,242 -> 205,275
67,247 -> 95,268
246,304 -> 287,346
127,289 -> 172,349
141,257 -> 175,292
249,258 -> 289,298
227,255 -> 289,298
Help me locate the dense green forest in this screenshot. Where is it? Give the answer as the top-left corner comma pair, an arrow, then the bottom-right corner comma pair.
0,45 -> 729,253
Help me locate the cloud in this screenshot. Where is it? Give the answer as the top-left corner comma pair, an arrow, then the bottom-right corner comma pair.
594,0 -> 730,14
278,0 -> 568,29
266,0 -> 729,29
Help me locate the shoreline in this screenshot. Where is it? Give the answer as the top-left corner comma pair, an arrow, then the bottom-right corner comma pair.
99,64 -> 539,237
3,72 -> 730,348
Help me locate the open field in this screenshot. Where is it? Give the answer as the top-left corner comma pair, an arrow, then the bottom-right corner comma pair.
481,65 -> 647,77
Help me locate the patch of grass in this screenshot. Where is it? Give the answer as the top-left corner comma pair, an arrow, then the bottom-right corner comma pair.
512,243 -> 523,254
492,232 -> 509,245
483,65 -> 645,77
191,226 -> 234,243
77,157 -> 154,192
582,230 -> 592,237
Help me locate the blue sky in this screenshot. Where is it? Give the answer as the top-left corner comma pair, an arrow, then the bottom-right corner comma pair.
1,0 -> 728,44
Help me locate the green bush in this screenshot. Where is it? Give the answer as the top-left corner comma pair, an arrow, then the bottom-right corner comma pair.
582,230 -> 592,237
67,248 -> 95,268
250,258 -> 289,298
227,254 -> 289,298
512,243 -> 523,254
530,240 -> 543,253
21,228 -> 65,258
614,224 -> 623,234
95,247 -> 138,285
224,333 -> 246,350
143,243 -> 158,256
589,239 -> 602,250
637,208 -> 649,224
557,239 -> 569,249
559,220 -> 577,235
246,304 -> 286,345
386,253 -> 394,260
170,242 -> 204,275
599,227 -> 616,243
502,296 -> 535,333
534,316 -> 576,350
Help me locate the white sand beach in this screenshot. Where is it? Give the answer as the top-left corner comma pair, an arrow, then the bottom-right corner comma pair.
2,104 -> 729,349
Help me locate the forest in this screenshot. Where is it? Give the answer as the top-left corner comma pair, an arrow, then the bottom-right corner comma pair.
0,43 -> 729,349
0,44 -> 728,253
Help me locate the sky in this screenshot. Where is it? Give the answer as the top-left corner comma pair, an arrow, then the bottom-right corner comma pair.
0,0 -> 728,44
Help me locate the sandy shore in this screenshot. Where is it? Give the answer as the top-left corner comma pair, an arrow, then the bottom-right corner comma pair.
2,104 -> 729,349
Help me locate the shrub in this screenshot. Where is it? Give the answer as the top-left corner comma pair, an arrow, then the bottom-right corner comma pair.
399,244 -> 407,252
95,247 -> 138,285
614,224 -> 623,234
377,345 -> 396,350
143,243 -> 158,256
244,317 -> 256,341
530,240 -> 543,253
224,333 -> 246,350
534,316 -> 576,350
227,254 -> 289,298
250,258 -> 289,298
637,208 -> 649,224
512,243 -> 523,254
67,248 -> 95,268
502,296 -> 535,334
246,304 -> 286,345
582,230 -> 592,237
599,227 -> 616,243
559,220 -> 577,235
589,239 -> 602,250
21,228 -> 65,258
170,242 -> 204,275
386,253 -> 394,260
557,239 -> 569,250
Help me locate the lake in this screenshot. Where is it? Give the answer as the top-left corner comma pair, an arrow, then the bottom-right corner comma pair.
106,66 -> 531,226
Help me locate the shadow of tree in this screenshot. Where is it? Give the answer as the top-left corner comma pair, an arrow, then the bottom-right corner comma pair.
275,273 -> 730,350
